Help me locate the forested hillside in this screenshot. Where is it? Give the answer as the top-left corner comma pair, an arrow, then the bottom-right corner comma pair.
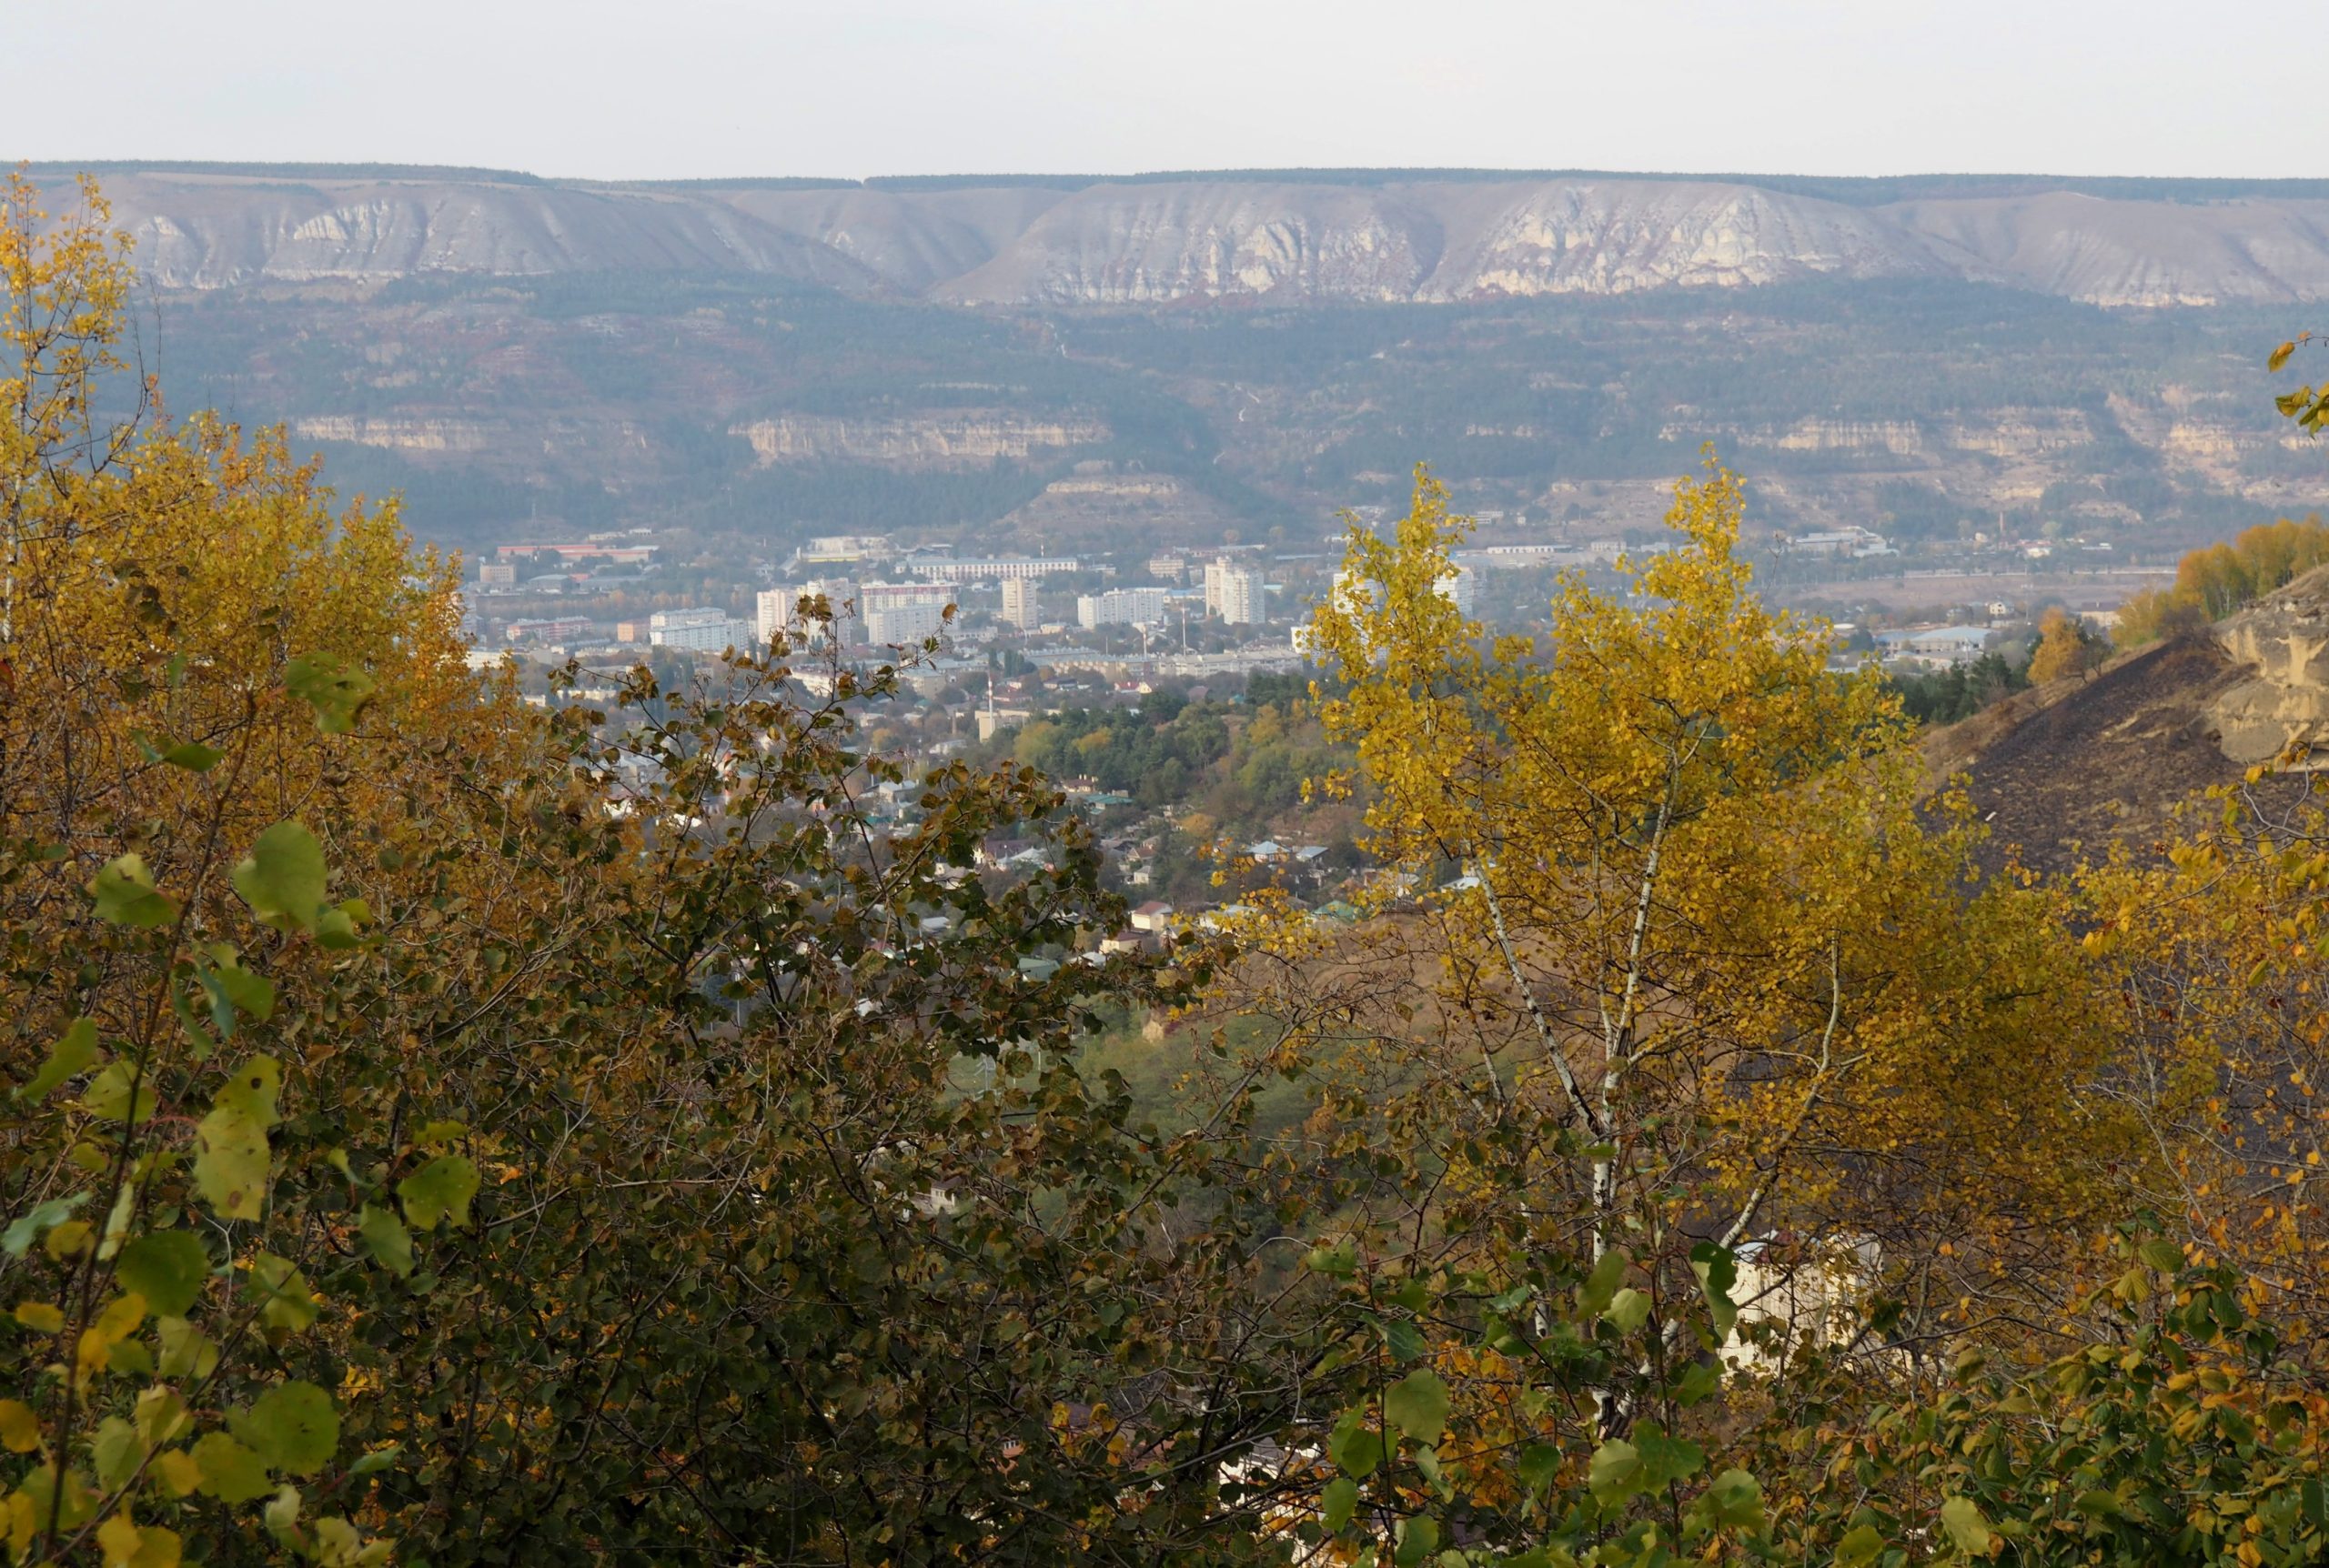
15,173 -> 2329,1568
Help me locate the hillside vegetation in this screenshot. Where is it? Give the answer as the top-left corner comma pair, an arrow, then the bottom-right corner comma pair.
2116,515 -> 2329,644
15,174 -> 2329,1568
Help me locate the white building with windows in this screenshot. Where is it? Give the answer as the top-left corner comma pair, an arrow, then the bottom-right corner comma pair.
864,600 -> 949,644
912,558 -> 1077,583
1211,563 -> 1266,626
1001,578 -> 1040,631
1076,587 -> 1171,629
1435,565 -> 1477,618
755,588 -> 798,644
650,608 -> 734,651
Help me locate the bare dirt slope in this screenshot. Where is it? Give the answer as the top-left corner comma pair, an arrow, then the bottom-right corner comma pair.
1924,638 -> 2255,873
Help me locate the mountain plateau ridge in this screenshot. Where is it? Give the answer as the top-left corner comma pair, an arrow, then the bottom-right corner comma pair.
37,166 -> 2329,308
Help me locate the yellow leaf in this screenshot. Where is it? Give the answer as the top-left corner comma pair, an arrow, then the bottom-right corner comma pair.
14,1302 -> 62,1333
153,1450 -> 201,1497
6,1492 -> 32,1560
132,1525 -> 181,1568
97,1513 -> 142,1568
76,1292 -> 148,1382
0,1401 -> 37,1453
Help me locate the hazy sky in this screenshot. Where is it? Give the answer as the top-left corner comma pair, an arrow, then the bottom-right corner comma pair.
7,0 -> 2304,181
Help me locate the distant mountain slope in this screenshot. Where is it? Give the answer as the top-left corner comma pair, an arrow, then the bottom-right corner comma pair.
41,164 -> 2329,307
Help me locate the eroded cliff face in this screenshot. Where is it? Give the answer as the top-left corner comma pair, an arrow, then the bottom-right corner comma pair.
730,413 -> 1109,468
1416,180 -> 1943,297
290,417 -> 496,451
2211,569 -> 2329,765
52,167 -> 2329,308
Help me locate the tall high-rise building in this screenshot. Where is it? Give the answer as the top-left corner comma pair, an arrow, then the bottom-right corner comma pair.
786,578 -> 858,644
1213,564 -> 1266,626
1000,577 -> 1039,631
756,587 -> 797,644
1434,564 -> 1477,618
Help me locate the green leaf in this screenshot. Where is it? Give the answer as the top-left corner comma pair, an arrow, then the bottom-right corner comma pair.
1635,1424 -> 1704,1488
1381,1318 -> 1425,1362
1588,1439 -> 1643,1504
135,733 -> 222,772
263,1483 -> 303,1542
199,960 -> 275,1026
231,1382 -> 338,1476
1322,1475 -> 1358,1532
17,1019 -> 101,1104
347,1445 -> 400,1478
358,1205 -> 413,1278
1384,1370 -> 1449,1442
314,905 -> 360,950
116,1231 -> 208,1317
191,1432 -> 274,1503
1579,1248 -> 1628,1315
1685,1467 -> 1764,1536
92,1416 -> 142,1492
1517,1442 -> 1561,1493
1305,1238 -> 1356,1277
285,653 -> 376,734
230,822 -> 328,933
1939,1495 -> 1993,1556
1690,1241 -> 1739,1337
1392,1516 -> 1438,1568
214,1056 -> 282,1127
1676,1358 -> 1724,1406
81,1063 -> 156,1124
1328,1408 -> 1383,1480
1603,1287 -> 1651,1334
157,1317 -> 220,1379
2136,1239 -> 2184,1272
1835,1523 -> 1886,1566
195,1106 -> 270,1221
253,1254 -> 317,1332
90,854 -> 177,928
398,1155 -> 480,1231
134,1385 -> 189,1449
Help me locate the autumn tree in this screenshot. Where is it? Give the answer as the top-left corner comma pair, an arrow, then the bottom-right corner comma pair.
2115,515 -> 2329,648
1282,460 -> 2120,1403
2026,605 -> 2110,683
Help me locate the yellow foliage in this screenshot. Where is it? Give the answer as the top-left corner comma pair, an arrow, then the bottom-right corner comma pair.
2116,515 -> 2329,648
1296,456 -> 2123,1308
2027,607 -> 2106,684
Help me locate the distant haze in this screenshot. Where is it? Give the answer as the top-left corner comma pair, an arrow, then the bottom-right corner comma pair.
6,0 -> 2304,181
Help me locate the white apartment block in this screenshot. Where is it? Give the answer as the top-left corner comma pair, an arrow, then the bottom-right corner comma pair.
1207,561 -> 1266,626
1000,577 -> 1040,631
650,608 -> 735,652
755,588 -> 795,644
912,558 -> 1077,583
864,600 -> 949,644
1435,564 -> 1477,618
1076,587 -> 1171,629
